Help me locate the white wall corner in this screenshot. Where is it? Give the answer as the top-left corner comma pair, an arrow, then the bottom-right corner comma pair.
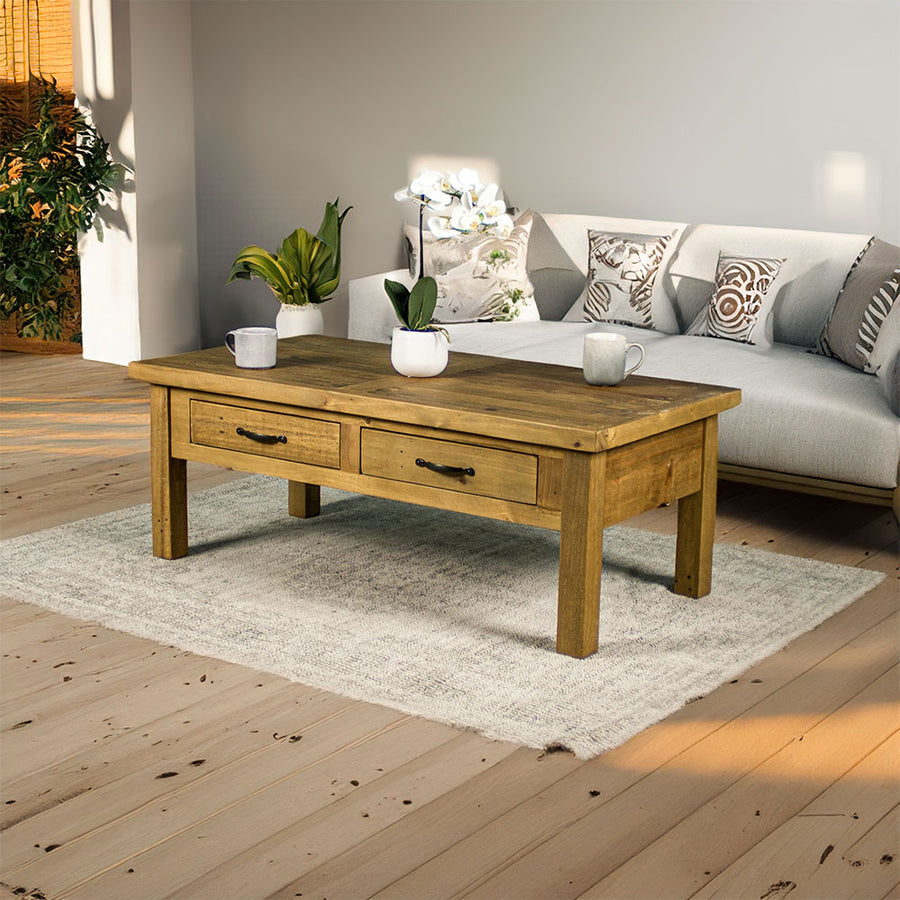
73,0 -> 200,365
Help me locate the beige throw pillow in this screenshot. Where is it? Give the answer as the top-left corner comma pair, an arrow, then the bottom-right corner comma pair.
582,231 -> 676,330
404,211 -> 539,323
687,253 -> 786,346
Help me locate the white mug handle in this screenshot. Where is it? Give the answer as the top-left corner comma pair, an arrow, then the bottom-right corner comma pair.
225,331 -> 237,356
624,342 -> 644,376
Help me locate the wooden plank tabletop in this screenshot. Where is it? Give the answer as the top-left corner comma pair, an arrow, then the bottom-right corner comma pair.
128,335 -> 741,452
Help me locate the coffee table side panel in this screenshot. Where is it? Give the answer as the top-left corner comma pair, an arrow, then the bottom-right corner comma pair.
602,421 -> 704,526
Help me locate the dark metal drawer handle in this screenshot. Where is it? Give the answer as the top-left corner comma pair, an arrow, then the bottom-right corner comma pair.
415,457 -> 475,477
236,426 -> 287,445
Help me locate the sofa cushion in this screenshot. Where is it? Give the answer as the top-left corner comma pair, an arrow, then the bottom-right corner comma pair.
685,253 -> 786,346
867,303 -> 900,414
540,212 -> 687,326
438,320 -> 900,490
405,211 -> 540,323
525,212 -> 587,320
578,230 -> 677,331
813,237 -> 900,371
666,224 -> 873,346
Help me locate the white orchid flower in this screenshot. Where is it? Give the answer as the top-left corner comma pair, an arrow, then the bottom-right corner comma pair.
490,213 -> 515,237
395,169 -> 453,209
427,215 -> 458,238
409,169 -> 443,193
410,170 -> 453,208
449,168 -> 484,197
450,202 -> 483,234
437,172 -> 456,195
395,167 -> 512,268
477,184 -> 507,219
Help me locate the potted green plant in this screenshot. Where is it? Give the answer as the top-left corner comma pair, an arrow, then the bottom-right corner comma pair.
0,78 -> 126,348
383,274 -> 449,376
387,168 -> 514,376
227,198 -> 351,337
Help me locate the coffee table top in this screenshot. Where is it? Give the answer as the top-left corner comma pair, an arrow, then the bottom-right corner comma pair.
129,335 -> 741,452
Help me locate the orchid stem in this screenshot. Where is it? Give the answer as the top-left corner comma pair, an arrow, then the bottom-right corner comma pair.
418,194 -> 425,280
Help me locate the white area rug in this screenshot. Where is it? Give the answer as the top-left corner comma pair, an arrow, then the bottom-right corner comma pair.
0,476 -> 884,758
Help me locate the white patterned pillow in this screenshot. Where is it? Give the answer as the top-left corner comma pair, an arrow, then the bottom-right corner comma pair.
581,231 -> 676,330
405,225 -> 469,279
813,238 -> 900,372
687,253 -> 786,346
409,211 -> 539,323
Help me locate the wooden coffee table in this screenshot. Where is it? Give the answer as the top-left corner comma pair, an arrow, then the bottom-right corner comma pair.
129,335 -> 740,658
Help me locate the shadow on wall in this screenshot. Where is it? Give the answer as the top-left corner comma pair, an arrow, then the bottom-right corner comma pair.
76,0 -> 134,239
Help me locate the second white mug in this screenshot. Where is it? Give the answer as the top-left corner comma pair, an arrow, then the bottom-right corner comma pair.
583,332 -> 645,386
225,326 -> 277,369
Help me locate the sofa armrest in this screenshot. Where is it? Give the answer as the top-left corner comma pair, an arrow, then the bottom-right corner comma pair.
348,268 -> 411,343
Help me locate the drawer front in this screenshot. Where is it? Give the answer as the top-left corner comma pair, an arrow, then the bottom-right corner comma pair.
360,428 -> 537,504
191,400 -> 340,468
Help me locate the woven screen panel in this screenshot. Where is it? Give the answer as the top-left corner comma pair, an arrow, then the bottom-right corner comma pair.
2,0 -> 73,88
2,0 -> 74,141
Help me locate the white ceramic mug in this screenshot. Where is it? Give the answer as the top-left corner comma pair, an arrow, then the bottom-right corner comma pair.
583,332 -> 645,386
225,326 -> 277,369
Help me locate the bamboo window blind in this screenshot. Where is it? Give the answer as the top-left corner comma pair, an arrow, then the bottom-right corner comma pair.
2,0 -> 74,137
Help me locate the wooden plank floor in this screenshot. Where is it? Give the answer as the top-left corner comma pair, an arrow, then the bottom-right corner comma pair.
1,351 -> 897,900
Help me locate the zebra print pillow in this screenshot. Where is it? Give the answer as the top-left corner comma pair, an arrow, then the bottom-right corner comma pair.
688,254 -> 785,345
814,238 -> 900,372
583,231 -> 675,329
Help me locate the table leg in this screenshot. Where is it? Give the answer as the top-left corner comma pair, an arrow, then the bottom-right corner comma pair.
557,450 -> 606,658
288,481 -> 321,518
675,416 -> 718,597
150,385 -> 188,559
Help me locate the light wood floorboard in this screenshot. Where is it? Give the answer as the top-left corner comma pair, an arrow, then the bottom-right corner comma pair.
1,352 -> 897,900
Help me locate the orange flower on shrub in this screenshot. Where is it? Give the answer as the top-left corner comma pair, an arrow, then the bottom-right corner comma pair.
30,199 -> 49,219
8,157 -> 25,181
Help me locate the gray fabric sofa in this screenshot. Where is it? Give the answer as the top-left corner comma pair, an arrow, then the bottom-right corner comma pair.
349,212 -> 900,513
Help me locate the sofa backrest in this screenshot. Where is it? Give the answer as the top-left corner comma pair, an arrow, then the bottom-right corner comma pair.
533,212 -> 872,346
667,223 -> 872,346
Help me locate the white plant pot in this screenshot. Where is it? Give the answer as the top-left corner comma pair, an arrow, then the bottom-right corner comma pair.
275,303 -> 325,338
390,327 -> 449,378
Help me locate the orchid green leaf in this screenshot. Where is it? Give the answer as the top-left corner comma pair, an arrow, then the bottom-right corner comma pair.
407,276 -> 437,330
384,278 -> 411,327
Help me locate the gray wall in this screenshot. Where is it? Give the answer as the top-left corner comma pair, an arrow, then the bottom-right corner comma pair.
191,0 -> 900,346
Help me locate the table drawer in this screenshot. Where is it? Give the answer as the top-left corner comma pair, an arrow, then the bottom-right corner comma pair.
190,400 -> 340,468
360,428 -> 537,504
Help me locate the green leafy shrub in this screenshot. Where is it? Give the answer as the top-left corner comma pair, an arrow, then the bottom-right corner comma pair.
0,79 -> 125,341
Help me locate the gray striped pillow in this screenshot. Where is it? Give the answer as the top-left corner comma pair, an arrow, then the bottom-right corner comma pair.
814,238 -> 900,372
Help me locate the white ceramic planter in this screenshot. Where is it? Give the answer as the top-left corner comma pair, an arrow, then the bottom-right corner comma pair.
390,326 -> 449,377
275,303 -> 325,338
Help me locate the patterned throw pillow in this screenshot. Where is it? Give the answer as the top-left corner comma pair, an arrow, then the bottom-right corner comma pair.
404,211 -> 539,323
688,253 -> 785,345
813,237 -> 900,372
583,231 -> 674,329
